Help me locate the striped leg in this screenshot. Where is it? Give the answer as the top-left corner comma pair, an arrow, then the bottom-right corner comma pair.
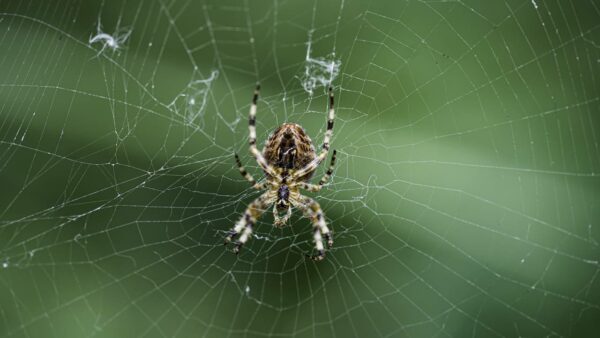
225,192 -> 273,254
322,86 -> 336,153
294,196 -> 333,261
234,153 -> 266,189
298,150 -> 337,192
292,86 -> 335,180
248,84 -> 279,178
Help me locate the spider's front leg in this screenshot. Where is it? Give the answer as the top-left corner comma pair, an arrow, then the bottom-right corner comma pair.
292,196 -> 333,261
225,192 -> 274,254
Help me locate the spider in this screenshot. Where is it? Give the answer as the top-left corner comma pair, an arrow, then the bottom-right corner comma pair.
224,85 -> 337,261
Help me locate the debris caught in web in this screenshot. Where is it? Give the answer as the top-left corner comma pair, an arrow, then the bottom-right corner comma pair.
298,30 -> 341,95
89,19 -> 131,55
168,70 -> 219,126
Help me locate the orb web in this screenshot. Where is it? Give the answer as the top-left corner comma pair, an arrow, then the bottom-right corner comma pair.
0,0 -> 599,337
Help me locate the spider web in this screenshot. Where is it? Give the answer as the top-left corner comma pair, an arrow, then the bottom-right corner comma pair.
1,0 -> 599,337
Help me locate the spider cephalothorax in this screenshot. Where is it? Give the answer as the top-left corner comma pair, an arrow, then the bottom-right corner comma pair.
225,85 -> 337,261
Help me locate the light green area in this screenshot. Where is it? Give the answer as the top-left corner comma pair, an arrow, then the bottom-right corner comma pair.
1,0 -> 599,337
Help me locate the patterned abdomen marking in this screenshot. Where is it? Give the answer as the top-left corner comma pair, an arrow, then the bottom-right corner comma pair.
263,123 -> 316,180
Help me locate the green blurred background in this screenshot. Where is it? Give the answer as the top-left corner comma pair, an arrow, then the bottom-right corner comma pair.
1,0 -> 599,337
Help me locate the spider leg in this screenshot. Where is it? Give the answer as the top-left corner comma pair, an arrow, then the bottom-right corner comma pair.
248,84 -> 279,179
297,150 -> 337,192
317,149 -> 337,185
291,86 -> 335,180
234,153 -> 266,189
225,192 -> 274,254
291,195 -> 333,261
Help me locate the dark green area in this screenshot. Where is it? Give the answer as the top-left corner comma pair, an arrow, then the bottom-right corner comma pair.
1,0 -> 599,337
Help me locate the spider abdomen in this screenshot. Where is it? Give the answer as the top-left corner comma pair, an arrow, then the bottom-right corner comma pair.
263,123 -> 316,180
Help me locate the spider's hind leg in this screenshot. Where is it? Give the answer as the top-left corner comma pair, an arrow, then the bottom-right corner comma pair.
234,153 -> 267,190
299,150 -> 337,192
291,86 -> 336,181
247,84 -> 279,179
